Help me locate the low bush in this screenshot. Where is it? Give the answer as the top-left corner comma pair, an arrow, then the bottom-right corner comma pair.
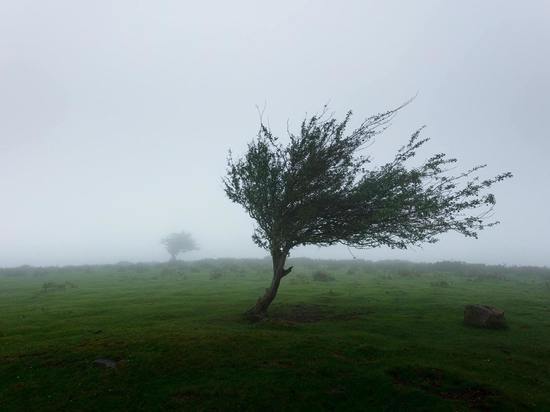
312,271 -> 335,282
41,281 -> 77,292
209,271 -> 223,280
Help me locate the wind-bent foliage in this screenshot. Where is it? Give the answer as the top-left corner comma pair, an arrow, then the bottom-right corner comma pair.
224,105 -> 512,318
161,231 -> 198,262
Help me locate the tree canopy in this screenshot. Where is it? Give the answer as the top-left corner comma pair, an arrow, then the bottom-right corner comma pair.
224,105 -> 512,317
161,231 -> 198,262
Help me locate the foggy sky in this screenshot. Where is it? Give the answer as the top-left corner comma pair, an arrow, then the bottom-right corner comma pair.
1,1 -> 549,267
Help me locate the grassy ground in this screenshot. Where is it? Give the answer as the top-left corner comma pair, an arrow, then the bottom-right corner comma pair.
1,259 -> 550,411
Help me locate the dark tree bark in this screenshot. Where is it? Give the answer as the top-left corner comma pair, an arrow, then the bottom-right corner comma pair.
245,250 -> 292,320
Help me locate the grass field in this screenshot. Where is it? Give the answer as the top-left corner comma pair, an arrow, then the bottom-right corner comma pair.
1,259 -> 550,411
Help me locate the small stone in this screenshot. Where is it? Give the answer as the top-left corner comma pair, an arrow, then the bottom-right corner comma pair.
93,358 -> 118,369
464,304 -> 506,329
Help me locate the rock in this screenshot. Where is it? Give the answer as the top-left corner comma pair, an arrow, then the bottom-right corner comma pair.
464,305 -> 506,329
93,358 -> 118,369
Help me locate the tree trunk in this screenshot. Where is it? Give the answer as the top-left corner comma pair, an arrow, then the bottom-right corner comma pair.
244,250 -> 293,320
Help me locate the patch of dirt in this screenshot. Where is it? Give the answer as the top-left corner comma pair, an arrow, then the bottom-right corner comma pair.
268,304 -> 368,323
261,359 -> 295,369
327,385 -> 346,396
11,382 -> 26,391
356,345 -> 385,361
171,390 -> 202,404
331,351 -> 353,363
388,366 -> 504,410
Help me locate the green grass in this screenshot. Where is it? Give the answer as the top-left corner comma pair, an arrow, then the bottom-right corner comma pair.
1,260 -> 550,411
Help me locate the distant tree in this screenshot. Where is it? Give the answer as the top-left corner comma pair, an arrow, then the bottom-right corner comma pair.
224,104 -> 511,319
161,231 -> 198,262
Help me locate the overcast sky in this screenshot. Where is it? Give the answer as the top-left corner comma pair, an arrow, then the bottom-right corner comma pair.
1,1 -> 548,267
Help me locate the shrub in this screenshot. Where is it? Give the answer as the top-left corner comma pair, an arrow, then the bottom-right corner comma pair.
209,271 -> 223,280
312,271 -> 335,282
41,281 -> 77,293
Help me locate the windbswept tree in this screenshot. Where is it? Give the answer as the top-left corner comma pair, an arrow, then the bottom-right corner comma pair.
161,231 -> 198,262
224,104 -> 511,319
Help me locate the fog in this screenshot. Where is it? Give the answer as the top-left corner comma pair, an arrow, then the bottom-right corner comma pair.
1,1 -> 548,267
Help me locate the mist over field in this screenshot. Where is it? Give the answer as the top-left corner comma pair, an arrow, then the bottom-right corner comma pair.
1,1 -> 549,268
3,3 -> 550,411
